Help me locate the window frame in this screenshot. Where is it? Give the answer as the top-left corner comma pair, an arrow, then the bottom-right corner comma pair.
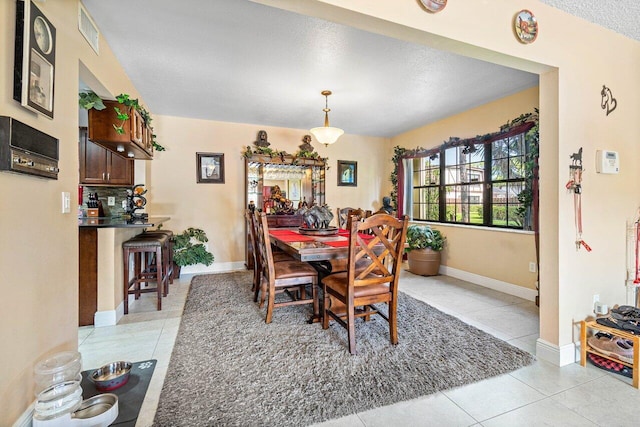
401,122 -> 535,230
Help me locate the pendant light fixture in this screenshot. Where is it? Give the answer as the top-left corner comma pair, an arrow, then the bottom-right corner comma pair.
310,90 -> 344,146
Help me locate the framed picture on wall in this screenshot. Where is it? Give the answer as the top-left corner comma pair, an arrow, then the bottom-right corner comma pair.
337,160 -> 357,187
197,152 -> 225,184
13,0 -> 57,119
288,179 -> 301,201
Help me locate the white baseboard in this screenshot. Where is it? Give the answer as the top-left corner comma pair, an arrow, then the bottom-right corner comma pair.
439,265 -> 538,302
181,261 -> 246,276
536,338 -> 576,366
12,402 -> 33,427
93,301 -> 123,327
94,309 -> 116,327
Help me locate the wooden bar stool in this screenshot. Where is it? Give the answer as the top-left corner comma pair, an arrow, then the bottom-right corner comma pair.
123,233 -> 170,314
140,229 -> 174,284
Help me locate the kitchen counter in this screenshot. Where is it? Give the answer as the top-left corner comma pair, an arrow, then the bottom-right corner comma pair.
78,216 -> 170,228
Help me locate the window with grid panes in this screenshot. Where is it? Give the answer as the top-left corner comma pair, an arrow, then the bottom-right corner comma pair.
405,129 -> 530,229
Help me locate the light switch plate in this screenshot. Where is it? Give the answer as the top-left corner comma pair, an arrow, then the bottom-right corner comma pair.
61,192 -> 70,214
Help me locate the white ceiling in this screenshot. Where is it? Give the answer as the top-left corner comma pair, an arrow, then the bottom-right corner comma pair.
81,0 -> 638,139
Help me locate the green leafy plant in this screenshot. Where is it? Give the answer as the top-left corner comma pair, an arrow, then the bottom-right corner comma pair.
173,227 -> 214,267
78,91 -> 106,110
390,145 -> 406,211
405,224 -> 445,252
515,108 -> 539,229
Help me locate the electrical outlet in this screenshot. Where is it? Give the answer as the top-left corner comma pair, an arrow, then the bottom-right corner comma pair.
593,294 -> 600,306
107,196 -> 115,206
528,262 -> 537,273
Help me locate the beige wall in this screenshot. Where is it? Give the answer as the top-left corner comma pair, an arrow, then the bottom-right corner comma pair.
3,0 -> 640,423
146,115 -> 389,274
0,1 -> 143,423
393,87 -> 539,292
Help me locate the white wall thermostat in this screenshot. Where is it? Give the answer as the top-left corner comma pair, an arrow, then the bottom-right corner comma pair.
596,150 -> 619,174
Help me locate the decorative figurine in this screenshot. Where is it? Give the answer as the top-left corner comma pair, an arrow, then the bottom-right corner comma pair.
255,130 -> 270,147
299,134 -> 314,153
379,196 -> 394,215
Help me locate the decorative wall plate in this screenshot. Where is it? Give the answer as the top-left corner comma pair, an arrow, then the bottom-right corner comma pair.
514,10 -> 538,44
420,0 -> 447,13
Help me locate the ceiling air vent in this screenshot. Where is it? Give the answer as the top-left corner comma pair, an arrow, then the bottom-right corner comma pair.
78,3 -> 99,54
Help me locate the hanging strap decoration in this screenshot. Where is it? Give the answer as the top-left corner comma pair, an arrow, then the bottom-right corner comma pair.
566,148 -> 591,252
634,219 -> 640,284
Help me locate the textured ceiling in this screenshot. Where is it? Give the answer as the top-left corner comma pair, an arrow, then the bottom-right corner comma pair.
540,0 -> 640,42
81,0 -> 636,139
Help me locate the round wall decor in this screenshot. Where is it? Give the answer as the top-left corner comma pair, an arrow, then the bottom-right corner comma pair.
514,10 -> 538,44
419,0 -> 447,13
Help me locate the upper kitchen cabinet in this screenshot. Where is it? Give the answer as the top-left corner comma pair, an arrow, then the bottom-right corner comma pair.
88,100 -> 154,160
79,127 -> 133,186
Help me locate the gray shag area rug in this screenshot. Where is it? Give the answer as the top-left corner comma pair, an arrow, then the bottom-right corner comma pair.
153,271 -> 534,426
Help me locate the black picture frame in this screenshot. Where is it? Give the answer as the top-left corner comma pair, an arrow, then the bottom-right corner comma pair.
13,0 -> 56,119
337,160 -> 357,187
197,152 -> 225,184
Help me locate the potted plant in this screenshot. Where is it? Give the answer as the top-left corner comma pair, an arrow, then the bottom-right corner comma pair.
405,224 -> 445,276
172,227 -> 214,278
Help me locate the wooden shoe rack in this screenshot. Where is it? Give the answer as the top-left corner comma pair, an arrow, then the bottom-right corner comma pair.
580,319 -> 640,388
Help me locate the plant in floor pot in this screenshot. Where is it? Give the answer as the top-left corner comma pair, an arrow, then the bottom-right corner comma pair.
172,227 -> 214,278
405,224 -> 445,276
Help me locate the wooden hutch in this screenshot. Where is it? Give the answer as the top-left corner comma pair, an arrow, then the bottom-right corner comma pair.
245,153 -> 326,268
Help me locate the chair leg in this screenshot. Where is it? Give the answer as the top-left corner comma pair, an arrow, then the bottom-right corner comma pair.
123,248 -> 130,314
265,281 -> 275,324
347,301 -> 356,355
389,300 -> 398,345
312,281 -> 319,322
251,266 -> 259,293
322,287 -> 330,330
258,278 -> 267,308
155,247 -> 163,311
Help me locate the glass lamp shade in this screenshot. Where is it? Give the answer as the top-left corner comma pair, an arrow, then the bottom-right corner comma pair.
310,126 -> 344,146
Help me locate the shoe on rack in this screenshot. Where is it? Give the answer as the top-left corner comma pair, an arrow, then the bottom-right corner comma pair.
611,305 -> 640,321
587,353 -> 633,378
588,334 -> 633,364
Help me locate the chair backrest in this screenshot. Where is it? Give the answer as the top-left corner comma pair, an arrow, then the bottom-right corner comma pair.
347,208 -> 366,229
254,211 -> 276,284
346,213 -> 408,292
336,207 -> 354,229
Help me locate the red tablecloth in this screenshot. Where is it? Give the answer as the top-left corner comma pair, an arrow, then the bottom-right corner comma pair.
269,229 -> 316,242
324,233 -> 375,247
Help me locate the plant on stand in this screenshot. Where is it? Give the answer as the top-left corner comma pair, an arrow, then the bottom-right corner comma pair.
173,227 -> 214,278
405,224 -> 445,276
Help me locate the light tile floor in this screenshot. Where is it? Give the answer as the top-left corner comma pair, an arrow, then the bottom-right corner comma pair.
78,267 -> 638,427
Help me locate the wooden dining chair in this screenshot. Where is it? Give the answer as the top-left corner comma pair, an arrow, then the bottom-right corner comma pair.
322,213 -> 409,354
336,207 -> 354,229
245,210 -> 292,298
254,212 -> 318,323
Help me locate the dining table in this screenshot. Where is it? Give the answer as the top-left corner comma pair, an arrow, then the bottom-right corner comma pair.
268,228 -> 357,262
